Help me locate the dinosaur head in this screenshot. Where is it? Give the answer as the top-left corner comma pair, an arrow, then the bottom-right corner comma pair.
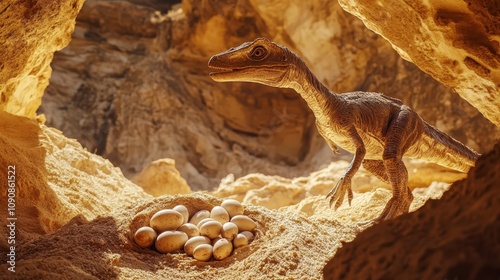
208,38 -> 292,87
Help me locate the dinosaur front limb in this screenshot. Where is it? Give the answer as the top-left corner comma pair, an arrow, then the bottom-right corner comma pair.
326,128 -> 365,209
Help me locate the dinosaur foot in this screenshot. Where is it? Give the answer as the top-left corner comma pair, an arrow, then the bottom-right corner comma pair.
356,219 -> 376,229
356,192 -> 413,227
326,176 -> 353,210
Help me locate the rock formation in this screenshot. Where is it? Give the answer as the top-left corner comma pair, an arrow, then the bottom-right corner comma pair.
337,0 -> 500,126
0,111 -> 149,246
323,143 -> 500,280
0,0 -> 84,117
0,109 -> 491,279
132,158 -> 192,196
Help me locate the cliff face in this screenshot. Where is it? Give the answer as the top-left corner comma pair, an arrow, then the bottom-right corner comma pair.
0,0 -> 84,117
338,0 -> 500,126
39,0 -> 317,190
39,0 -> 498,190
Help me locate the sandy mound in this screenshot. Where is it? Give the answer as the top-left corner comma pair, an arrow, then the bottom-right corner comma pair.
6,190 -> 356,279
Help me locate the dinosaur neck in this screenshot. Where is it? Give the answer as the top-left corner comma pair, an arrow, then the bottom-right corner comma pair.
284,55 -> 342,119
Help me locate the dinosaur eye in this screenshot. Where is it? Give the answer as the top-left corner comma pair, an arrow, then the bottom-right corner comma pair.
250,46 -> 267,59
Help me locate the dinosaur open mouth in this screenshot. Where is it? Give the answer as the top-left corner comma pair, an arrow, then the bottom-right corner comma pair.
208,55 -> 288,82
208,66 -> 239,75
207,54 -> 259,81
208,65 -> 250,81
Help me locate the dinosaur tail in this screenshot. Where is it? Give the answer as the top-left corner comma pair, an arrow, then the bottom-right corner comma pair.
421,122 -> 480,172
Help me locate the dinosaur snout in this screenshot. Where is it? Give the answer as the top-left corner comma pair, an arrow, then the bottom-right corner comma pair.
207,55 -> 218,67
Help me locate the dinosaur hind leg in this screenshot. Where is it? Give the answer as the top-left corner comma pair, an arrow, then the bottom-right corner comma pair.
362,160 -> 389,184
373,159 -> 413,222
363,159 -> 413,200
363,159 -> 413,218
374,107 -> 419,222
359,159 -> 407,226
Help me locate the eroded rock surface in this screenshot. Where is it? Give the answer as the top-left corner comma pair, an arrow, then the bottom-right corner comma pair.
323,142 -> 500,280
212,160 -> 462,210
0,112 -> 149,247
0,0 -> 84,117
132,158 -> 192,196
338,0 -> 500,126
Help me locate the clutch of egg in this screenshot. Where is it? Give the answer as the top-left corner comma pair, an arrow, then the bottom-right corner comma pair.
133,199 -> 257,261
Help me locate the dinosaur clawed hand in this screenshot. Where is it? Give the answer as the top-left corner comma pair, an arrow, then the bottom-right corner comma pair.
326,176 -> 353,210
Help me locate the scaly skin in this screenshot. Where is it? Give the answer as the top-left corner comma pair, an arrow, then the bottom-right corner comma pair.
208,38 -> 480,223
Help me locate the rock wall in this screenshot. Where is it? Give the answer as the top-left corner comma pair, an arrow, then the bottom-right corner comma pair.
40,0 -> 498,190
337,0 -> 500,126
0,111 -> 149,247
0,0 -> 84,117
323,142 -> 500,280
40,0 -> 318,190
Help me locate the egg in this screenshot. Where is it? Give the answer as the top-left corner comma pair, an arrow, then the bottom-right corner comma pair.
155,231 -> 188,253
221,199 -> 244,218
213,238 -> 233,260
173,205 -> 189,224
240,231 -> 255,242
221,222 -> 238,241
150,209 -> 184,232
189,210 -> 210,226
138,202 -> 258,259
211,236 -> 222,245
210,206 -> 230,224
193,244 -> 213,261
230,215 -> 257,232
196,217 -> 215,228
232,233 -> 248,248
184,236 -> 211,256
178,223 -> 199,238
199,220 -> 222,239
133,226 -> 157,248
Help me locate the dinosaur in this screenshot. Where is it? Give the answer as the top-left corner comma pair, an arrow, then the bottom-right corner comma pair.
207,37 -> 480,223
